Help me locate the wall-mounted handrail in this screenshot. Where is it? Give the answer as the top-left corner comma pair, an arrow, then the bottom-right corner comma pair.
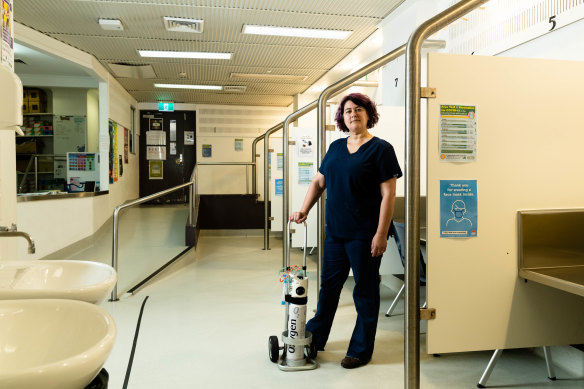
110,166 -> 197,301
404,1 -> 488,388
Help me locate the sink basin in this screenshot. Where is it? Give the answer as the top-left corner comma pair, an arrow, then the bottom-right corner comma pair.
0,260 -> 117,304
0,299 -> 116,389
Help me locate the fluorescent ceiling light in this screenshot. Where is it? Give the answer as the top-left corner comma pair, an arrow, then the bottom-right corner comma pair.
231,72 -> 307,81
155,83 -> 222,90
242,25 -> 351,40
139,50 -> 231,60
98,18 -> 124,31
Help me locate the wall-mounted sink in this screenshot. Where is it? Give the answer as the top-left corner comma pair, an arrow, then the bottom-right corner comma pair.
0,299 -> 116,389
0,260 -> 117,304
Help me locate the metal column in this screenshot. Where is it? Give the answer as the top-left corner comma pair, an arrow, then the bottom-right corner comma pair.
404,1 -> 489,387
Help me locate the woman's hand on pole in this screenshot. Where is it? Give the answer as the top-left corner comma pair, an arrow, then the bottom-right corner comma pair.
289,211 -> 307,223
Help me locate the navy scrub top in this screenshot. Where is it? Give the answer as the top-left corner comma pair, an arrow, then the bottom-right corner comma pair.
319,136 -> 402,240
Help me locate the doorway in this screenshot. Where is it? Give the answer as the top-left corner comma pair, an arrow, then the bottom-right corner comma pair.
139,110 -> 196,203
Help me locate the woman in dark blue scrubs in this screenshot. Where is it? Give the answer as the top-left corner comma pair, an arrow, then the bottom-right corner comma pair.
289,93 -> 402,369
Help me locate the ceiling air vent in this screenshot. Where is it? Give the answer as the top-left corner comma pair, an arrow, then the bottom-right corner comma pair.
223,85 -> 247,93
109,63 -> 156,79
164,17 -> 204,33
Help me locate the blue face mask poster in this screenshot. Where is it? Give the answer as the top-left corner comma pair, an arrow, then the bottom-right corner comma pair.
440,180 -> 477,238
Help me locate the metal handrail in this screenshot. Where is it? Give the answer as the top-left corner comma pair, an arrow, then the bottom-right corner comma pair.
313,40 -> 445,303
197,161 -> 256,195
404,1 -> 488,387
17,153 -> 66,193
110,166 -> 198,301
251,132 -> 266,196
263,122 -> 284,249
258,83 -> 375,250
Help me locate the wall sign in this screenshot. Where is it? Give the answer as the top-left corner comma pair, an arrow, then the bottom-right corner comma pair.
439,104 -> 477,162
440,180 -> 477,238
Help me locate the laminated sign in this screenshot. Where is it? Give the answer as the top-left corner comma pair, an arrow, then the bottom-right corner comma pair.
439,105 -> 477,162
440,180 -> 477,238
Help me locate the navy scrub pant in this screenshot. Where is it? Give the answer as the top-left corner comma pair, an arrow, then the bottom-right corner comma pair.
306,233 -> 382,363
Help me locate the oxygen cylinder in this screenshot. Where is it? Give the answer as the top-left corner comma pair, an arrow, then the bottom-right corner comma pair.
285,273 -> 308,366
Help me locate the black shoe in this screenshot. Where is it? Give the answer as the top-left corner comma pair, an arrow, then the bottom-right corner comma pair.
341,356 -> 365,369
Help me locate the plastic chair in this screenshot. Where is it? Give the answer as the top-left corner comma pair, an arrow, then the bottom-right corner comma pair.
385,221 -> 427,317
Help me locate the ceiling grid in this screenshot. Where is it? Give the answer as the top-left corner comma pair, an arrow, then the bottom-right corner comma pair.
14,0 -> 404,106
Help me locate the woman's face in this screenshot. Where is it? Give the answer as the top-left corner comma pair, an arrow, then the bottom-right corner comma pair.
343,100 -> 369,133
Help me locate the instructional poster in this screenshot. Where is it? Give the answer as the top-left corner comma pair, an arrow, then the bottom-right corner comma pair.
275,179 -> 283,196
298,162 -> 313,185
440,180 -> 477,238
234,138 -> 243,151
1,0 -> 13,69
298,135 -> 313,157
202,144 -> 212,158
439,104 -> 477,162
149,160 -> 163,180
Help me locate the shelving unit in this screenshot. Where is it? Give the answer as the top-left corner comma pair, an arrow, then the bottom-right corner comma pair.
16,113 -> 63,193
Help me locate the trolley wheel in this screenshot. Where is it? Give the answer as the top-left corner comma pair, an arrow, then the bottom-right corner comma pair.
306,340 -> 318,359
268,336 -> 279,363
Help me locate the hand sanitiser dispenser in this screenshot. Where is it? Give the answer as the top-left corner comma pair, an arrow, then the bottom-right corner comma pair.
0,64 -> 23,134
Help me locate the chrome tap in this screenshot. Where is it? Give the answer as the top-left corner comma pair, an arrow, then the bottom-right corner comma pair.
0,224 -> 36,254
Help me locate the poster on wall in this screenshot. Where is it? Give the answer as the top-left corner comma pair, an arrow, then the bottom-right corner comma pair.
298,135 -> 313,157
149,118 -> 163,131
149,160 -> 163,180
439,104 -> 477,162
202,144 -> 212,158
119,155 -> 123,177
184,131 -> 194,145
146,130 -> 166,146
108,120 -> 119,183
440,180 -> 477,238
298,162 -> 313,185
277,153 -> 283,170
124,128 -> 129,163
234,138 -> 243,151
275,179 -> 283,196
146,146 -> 166,160
1,0 -> 14,70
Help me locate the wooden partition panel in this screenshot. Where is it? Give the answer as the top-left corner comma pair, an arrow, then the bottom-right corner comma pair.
426,53 -> 584,353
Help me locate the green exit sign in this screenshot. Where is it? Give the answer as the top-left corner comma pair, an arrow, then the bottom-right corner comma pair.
158,102 -> 175,112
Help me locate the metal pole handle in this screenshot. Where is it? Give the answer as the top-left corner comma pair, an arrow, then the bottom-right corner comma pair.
286,219 -> 307,270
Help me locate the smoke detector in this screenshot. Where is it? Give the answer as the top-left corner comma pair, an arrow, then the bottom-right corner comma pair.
164,17 -> 204,33
223,85 -> 247,93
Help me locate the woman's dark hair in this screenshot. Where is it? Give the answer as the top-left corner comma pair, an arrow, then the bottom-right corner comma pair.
334,93 -> 379,133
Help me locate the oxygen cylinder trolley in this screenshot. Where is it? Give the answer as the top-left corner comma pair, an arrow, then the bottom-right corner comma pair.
268,220 -> 318,371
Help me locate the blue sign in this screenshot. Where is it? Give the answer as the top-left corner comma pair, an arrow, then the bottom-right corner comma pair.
275,179 -> 283,196
440,180 -> 477,238
158,102 -> 174,112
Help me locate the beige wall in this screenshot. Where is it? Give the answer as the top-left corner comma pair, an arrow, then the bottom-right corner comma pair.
3,24 -> 139,260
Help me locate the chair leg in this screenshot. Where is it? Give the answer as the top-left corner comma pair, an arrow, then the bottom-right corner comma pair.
543,346 -> 557,380
385,284 -> 405,317
477,349 -> 503,388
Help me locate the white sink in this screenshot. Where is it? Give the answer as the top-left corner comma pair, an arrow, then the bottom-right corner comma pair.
0,299 -> 116,389
0,260 -> 117,304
